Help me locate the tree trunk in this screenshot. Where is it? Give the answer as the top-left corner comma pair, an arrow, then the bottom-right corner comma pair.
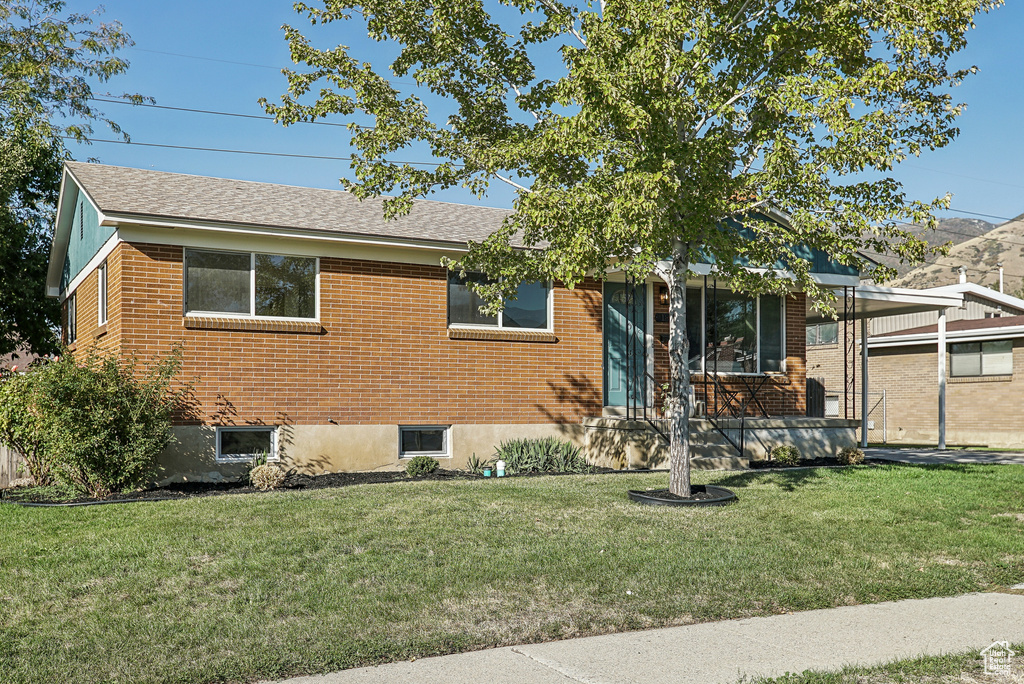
668,238 -> 692,497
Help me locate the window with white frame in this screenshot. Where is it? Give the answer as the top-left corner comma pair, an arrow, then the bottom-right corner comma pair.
185,249 -> 317,319
950,340 -> 1013,377
686,288 -> 785,374
216,426 -> 278,462
806,321 -> 838,346
399,425 -> 450,458
447,272 -> 551,330
65,292 -> 77,344
98,261 -> 108,326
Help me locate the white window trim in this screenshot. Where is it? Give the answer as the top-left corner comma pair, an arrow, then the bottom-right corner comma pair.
66,291 -> 77,344
183,248 -> 320,322
97,261 -> 108,326
447,276 -> 555,333
398,425 -> 452,459
949,340 -> 1013,378
691,289 -> 786,376
215,426 -> 279,463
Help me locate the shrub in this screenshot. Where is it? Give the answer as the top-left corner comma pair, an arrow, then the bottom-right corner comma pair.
7,477 -> 33,489
769,445 -> 801,466
249,464 -> 285,491
406,455 -> 439,477
838,446 -> 865,465
0,347 -> 188,498
493,437 -> 589,474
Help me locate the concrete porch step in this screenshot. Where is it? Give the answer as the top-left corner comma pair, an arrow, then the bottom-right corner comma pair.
690,455 -> 750,470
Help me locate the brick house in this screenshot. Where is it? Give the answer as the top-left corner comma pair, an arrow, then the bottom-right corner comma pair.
807,282 -> 1024,447
47,162 -> 860,482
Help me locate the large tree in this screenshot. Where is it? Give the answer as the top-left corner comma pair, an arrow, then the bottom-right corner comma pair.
265,0 -> 998,496
0,1 -> 137,358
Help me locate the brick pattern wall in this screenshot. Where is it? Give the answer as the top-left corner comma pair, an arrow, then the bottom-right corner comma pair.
651,288 -> 807,417
113,242 -> 604,427
862,340 -> 1024,443
64,247 -> 122,358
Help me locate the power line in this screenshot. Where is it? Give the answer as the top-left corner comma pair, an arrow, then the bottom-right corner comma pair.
904,163 -> 1024,191
69,137 -> 462,167
90,96 -> 357,128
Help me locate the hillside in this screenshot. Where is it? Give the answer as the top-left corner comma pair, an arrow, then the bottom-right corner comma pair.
889,214 -> 1024,294
865,217 -> 994,279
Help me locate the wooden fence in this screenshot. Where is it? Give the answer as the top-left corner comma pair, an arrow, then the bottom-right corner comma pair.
0,442 -> 26,488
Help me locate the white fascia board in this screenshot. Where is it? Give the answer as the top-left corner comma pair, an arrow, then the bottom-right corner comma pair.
852,285 -> 965,310
102,213 -> 473,255
929,282 -> 1024,312
58,234 -> 122,302
868,324 -> 1024,349
651,260 -> 858,288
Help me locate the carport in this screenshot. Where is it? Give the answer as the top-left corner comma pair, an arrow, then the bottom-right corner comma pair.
808,285 -> 965,448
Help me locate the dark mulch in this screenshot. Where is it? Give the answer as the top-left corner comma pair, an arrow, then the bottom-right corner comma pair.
1,467 -> 621,505
633,486 -> 721,501
750,456 -> 889,469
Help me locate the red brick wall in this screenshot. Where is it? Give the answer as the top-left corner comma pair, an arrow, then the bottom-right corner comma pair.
113,242 -> 604,427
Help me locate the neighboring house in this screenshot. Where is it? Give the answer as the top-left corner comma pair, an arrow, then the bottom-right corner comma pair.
807,282 -> 1024,447
47,162 -> 860,482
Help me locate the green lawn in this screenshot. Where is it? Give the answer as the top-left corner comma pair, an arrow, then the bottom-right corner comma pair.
752,643 -> 1024,683
1,464 -> 1023,684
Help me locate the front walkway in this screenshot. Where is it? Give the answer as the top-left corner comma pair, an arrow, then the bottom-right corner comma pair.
865,447 -> 1024,466
270,592 -> 1024,684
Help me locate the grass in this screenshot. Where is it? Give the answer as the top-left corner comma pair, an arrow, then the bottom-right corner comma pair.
751,643 -> 1024,683
1,463 -> 1023,683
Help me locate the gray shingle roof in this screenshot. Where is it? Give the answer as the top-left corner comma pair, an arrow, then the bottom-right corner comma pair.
65,162 -> 511,246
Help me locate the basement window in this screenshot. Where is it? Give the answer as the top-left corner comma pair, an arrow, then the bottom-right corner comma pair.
216,426 -> 278,463
399,426 -> 450,458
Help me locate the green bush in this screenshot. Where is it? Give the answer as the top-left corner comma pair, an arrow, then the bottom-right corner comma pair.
838,446 -> 865,465
493,437 -> 589,474
405,455 -> 439,477
0,347 -> 188,498
769,444 -> 801,466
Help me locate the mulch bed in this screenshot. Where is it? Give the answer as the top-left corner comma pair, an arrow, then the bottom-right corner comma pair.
750,456 -> 889,469
1,467 -> 620,505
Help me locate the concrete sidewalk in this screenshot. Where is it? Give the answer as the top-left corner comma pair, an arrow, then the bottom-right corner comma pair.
865,447 -> 1024,465
272,592 -> 1024,684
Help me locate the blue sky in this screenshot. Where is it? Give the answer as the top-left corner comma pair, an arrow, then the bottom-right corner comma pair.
65,1 -> 1023,224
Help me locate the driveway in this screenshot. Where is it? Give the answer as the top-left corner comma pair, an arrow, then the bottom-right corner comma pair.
865,447 -> 1024,465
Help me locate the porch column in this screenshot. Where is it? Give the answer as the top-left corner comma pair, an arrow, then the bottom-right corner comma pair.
861,317 -> 869,448
937,308 -> 947,450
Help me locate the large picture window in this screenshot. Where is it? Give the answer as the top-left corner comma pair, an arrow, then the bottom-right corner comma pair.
185,249 -> 317,319
447,272 -> 551,330
686,288 -> 784,374
950,340 -> 1013,377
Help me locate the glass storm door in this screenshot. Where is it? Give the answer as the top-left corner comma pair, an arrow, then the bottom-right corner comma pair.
603,281 -> 647,407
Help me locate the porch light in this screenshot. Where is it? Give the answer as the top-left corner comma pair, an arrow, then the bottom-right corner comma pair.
659,286 -> 669,305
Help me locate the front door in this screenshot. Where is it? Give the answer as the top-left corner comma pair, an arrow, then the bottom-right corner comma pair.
604,281 -> 647,407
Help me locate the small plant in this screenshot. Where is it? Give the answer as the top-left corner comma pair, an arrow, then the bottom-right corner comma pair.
769,445 -> 801,466
249,463 -> 285,491
493,437 -> 589,474
466,452 -> 492,475
838,446 -> 865,465
405,455 -> 439,477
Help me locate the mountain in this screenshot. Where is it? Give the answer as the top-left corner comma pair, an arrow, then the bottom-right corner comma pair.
865,217 -> 995,279
886,214 -> 1024,294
